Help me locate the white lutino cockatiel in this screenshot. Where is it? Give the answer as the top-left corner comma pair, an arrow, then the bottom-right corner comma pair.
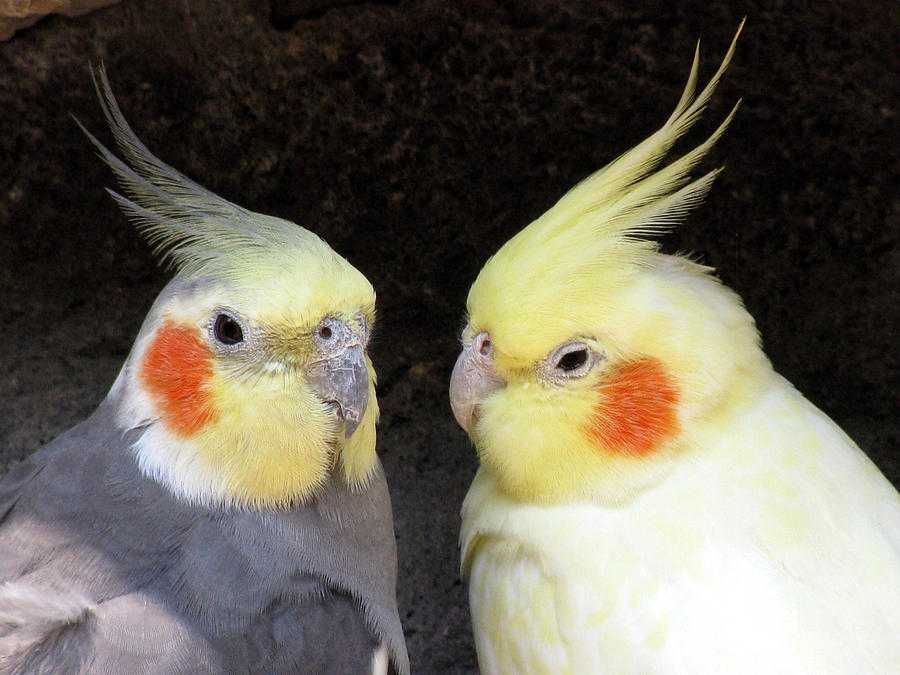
451,24 -> 900,674
0,70 -> 409,675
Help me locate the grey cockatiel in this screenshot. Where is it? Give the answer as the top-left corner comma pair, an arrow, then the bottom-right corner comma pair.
0,69 -> 410,675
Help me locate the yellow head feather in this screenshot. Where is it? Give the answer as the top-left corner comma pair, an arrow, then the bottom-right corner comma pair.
468,22 -> 743,367
463,22 -> 771,504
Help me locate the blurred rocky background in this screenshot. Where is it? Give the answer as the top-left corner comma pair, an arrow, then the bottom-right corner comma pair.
1,1 -> 897,671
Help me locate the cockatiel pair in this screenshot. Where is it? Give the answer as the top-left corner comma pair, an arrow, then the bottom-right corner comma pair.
0,70 -> 408,675
452,23 -> 900,675
2,24 -> 898,675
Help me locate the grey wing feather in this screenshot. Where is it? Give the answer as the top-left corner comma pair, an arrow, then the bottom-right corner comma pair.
1,405 -> 405,674
0,422 -> 218,674
1,591 -> 222,675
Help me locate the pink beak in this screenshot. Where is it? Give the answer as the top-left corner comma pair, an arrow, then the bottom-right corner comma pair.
449,331 -> 505,434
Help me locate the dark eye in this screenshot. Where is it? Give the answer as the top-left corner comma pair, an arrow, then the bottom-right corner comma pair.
213,313 -> 244,345
318,324 -> 333,340
557,348 -> 588,372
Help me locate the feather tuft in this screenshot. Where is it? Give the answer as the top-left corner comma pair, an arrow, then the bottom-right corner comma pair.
74,65 -> 338,285
467,22 -> 745,356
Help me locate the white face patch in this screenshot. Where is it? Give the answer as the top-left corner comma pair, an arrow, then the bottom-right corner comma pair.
130,423 -> 235,508
111,333 -> 158,434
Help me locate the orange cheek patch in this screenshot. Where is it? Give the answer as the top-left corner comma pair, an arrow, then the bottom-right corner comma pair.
139,320 -> 218,437
587,357 -> 680,457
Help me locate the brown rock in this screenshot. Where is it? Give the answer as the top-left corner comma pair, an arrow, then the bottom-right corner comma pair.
0,0 -> 120,40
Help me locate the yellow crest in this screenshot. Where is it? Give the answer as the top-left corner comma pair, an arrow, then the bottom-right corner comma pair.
467,22 -> 744,364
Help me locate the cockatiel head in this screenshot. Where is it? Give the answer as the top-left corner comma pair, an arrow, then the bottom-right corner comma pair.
83,69 -> 379,509
451,24 -> 767,505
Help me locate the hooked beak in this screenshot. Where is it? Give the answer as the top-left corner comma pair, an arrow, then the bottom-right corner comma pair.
450,330 -> 505,434
307,320 -> 370,439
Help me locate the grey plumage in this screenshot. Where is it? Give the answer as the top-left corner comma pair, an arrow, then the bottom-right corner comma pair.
0,397 -> 406,674
0,69 -> 409,675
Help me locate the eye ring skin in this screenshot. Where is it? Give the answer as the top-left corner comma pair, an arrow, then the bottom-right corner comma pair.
538,341 -> 605,384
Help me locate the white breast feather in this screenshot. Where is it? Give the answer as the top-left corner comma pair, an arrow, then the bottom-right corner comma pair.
461,376 -> 900,674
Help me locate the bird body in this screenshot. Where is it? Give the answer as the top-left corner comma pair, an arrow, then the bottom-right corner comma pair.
452,23 -> 900,674
1,401 -> 400,674
0,69 -> 408,675
462,372 -> 900,674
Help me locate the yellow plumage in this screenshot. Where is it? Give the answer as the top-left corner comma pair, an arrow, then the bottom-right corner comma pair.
462,24 -> 761,505
452,22 -> 900,673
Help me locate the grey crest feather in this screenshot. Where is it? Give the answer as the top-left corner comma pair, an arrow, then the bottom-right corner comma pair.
74,65 -> 325,280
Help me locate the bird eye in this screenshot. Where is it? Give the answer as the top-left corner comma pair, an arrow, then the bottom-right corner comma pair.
541,341 -> 599,382
213,313 -> 244,345
557,348 -> 588,372
318,324 -> 333,341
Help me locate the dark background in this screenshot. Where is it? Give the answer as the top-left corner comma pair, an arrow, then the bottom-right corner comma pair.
1,1 -> 897,672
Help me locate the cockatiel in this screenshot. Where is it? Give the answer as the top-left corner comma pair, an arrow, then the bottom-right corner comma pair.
451,25 -> 900,675
0,70 -> 409,675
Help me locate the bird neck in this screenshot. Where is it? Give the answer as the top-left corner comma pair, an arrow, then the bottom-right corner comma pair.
106,358 -> 378,509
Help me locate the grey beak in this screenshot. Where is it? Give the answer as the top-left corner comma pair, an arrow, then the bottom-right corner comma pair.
308,343 -> 369,438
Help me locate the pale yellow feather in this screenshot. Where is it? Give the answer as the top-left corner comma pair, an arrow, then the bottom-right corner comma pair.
460,21 -> 900,674
467,22 -> 743,368
464,24 -> 763,504
462,378 -> 900,673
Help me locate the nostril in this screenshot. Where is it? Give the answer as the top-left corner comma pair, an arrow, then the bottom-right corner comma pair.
316,318 -> 341,343
474,332 -> 493,358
